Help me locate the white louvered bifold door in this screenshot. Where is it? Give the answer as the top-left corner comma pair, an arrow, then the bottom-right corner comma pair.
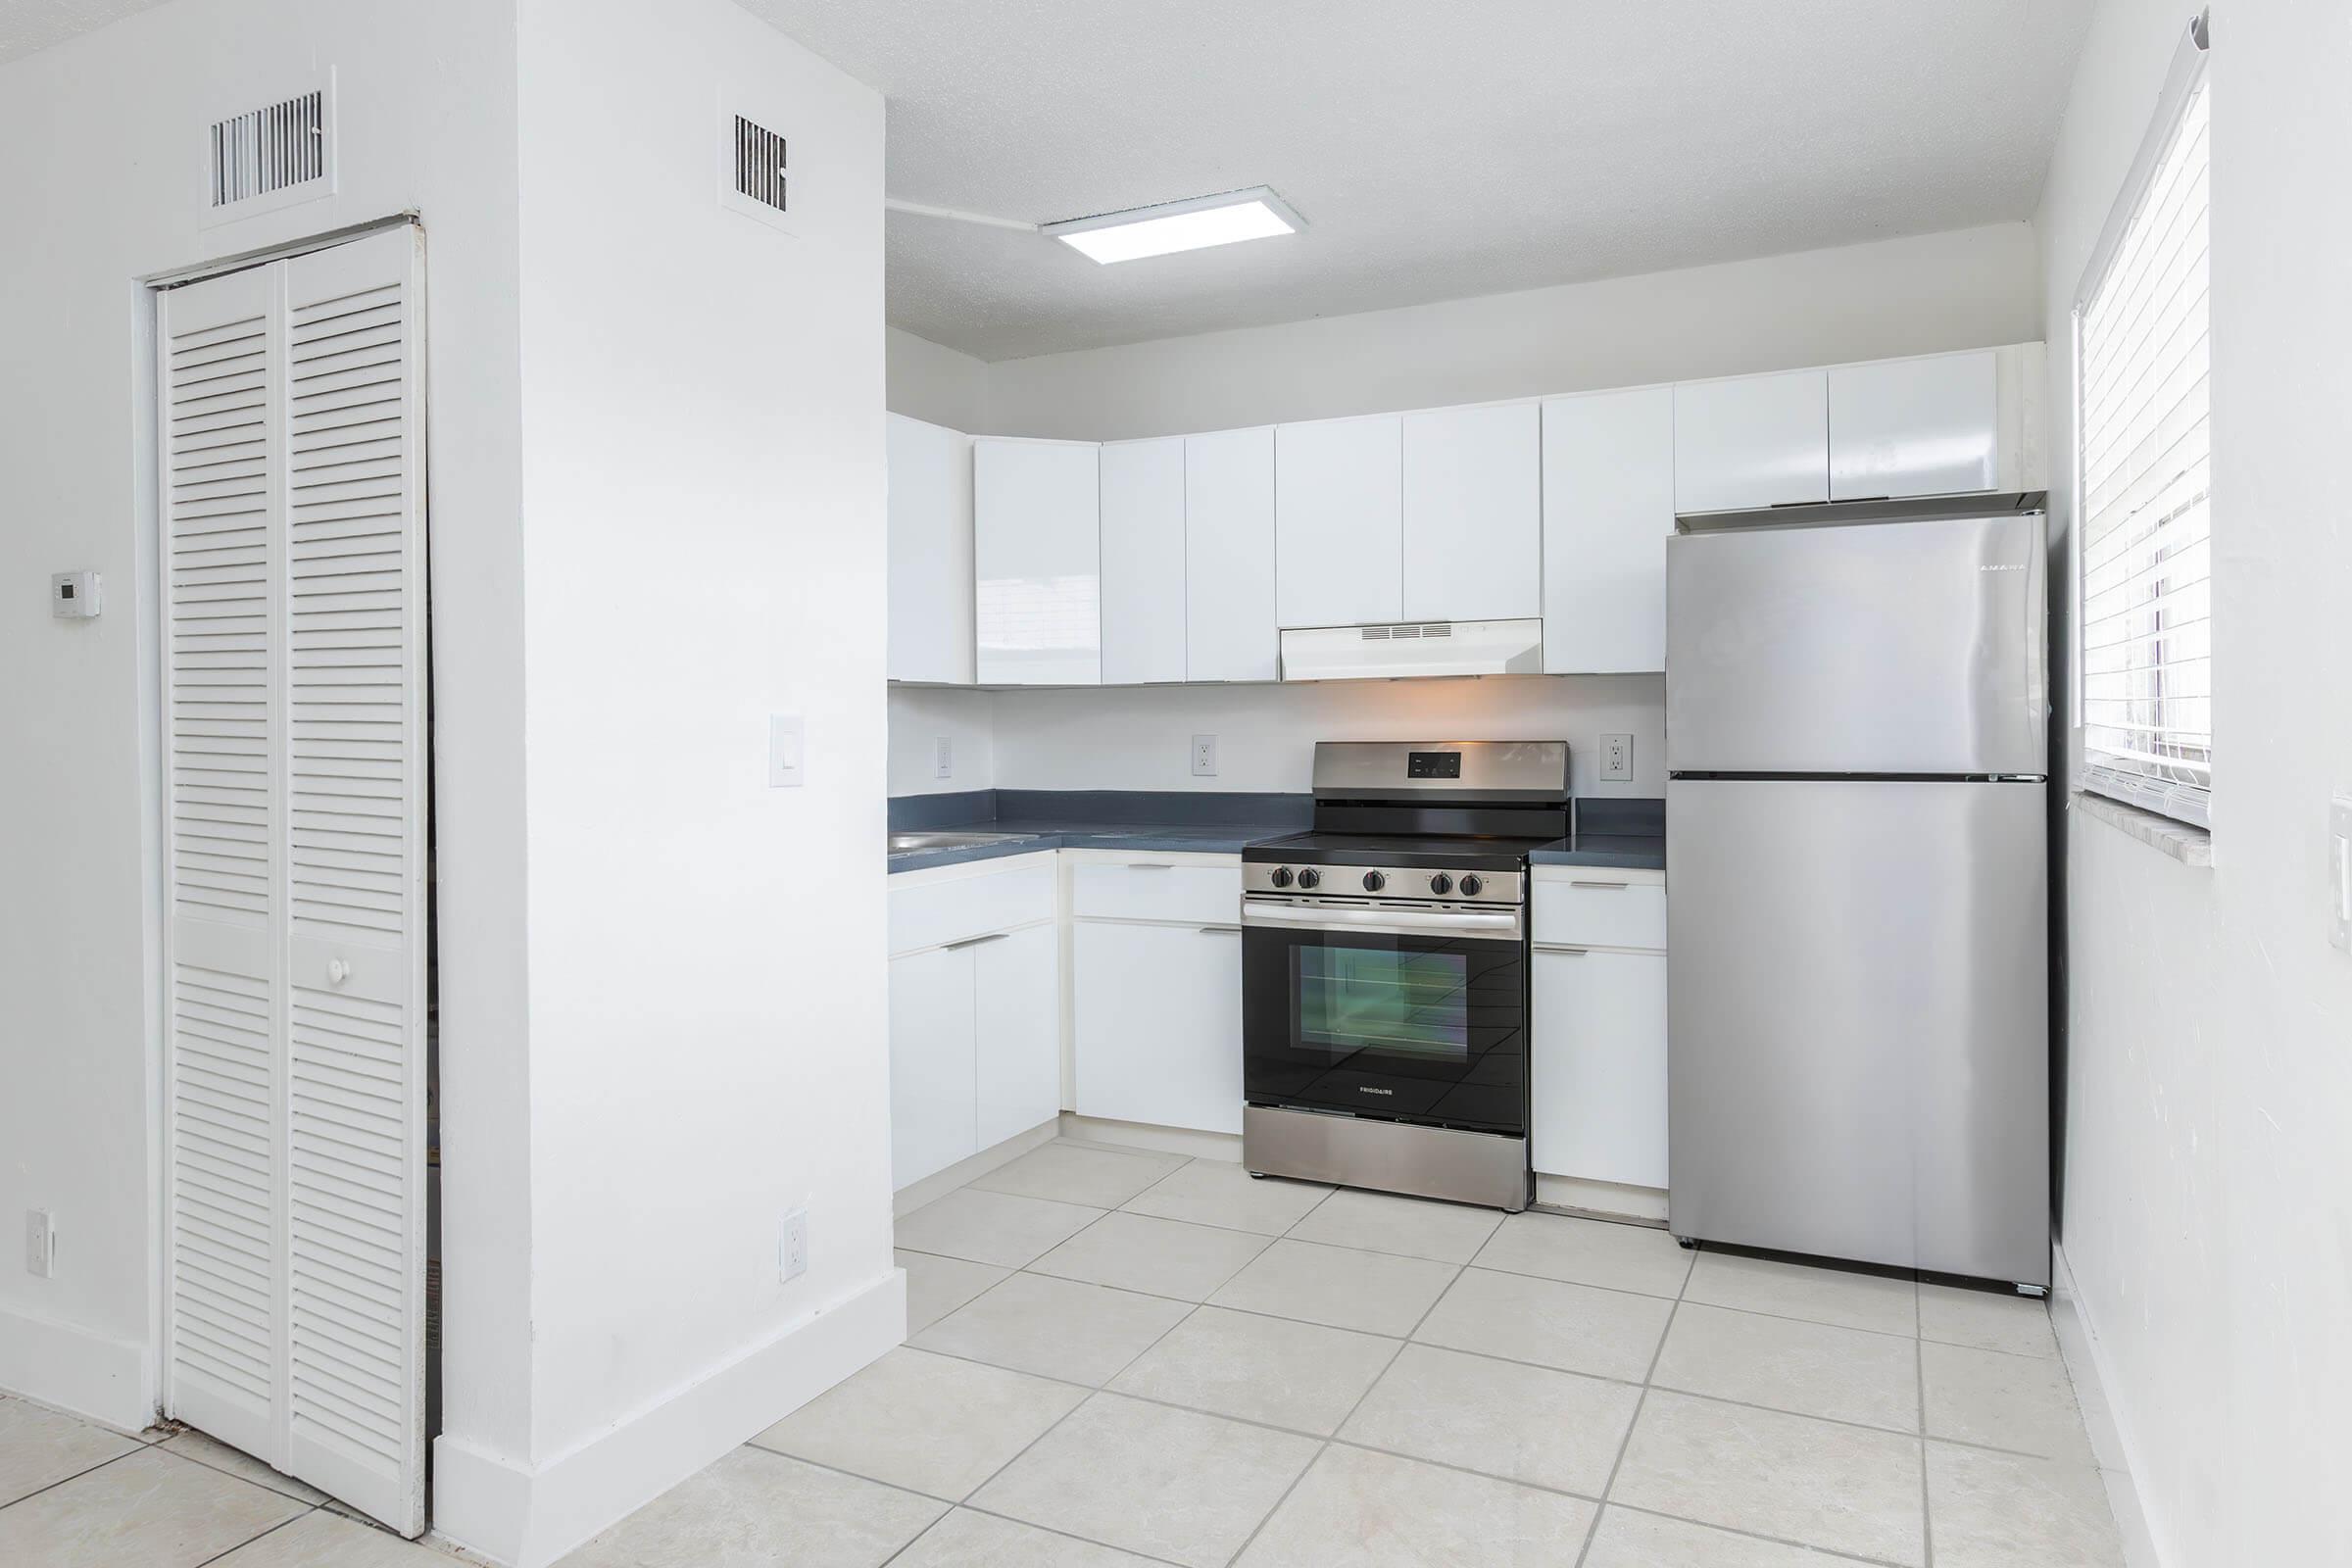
162,224 -> 428,1538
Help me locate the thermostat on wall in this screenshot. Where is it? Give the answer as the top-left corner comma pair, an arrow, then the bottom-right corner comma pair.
51,571 -> 101,619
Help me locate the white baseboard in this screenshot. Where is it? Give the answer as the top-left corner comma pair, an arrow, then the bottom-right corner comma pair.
1534,1173 -> 1668,1223
1057,1113 -> 1243,1162
2049,1241 -> 2162,1568
0,1303 -> 154,1435
893,1118 -> 1061,1217
431,1266 -> 906,1568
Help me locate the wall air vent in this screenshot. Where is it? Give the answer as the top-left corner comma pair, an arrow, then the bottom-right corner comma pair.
203,75 -> 334,224
719,107 -> 794,233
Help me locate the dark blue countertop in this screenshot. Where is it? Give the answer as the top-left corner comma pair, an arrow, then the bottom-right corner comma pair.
1528,833 -> 1667,871
887,789 -> 1311,874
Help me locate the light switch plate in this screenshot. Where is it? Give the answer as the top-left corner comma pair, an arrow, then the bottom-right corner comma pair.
25,1209 -> 53,1279
767,714 -> 805,788
935,737 -> 953,780
1600,734 -> 1634,781
1192,735 -> 1218,777
2330,792 -> 2351,953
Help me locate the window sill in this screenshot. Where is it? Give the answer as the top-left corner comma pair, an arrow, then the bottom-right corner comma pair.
2072,790 -> 2213,868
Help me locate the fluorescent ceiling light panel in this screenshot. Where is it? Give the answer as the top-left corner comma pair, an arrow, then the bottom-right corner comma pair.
1046,186 -> 1303,264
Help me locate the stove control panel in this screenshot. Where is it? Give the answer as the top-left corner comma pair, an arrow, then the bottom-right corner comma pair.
1241,862 -> 1524,904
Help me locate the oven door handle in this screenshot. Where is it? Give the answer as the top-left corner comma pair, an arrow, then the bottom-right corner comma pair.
1241,900 -> 1524,942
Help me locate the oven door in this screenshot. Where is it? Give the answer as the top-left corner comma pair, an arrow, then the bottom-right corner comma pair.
1241,900 -> 1529,1135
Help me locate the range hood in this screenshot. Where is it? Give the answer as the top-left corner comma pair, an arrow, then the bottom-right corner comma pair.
1280,618 -> 1545,681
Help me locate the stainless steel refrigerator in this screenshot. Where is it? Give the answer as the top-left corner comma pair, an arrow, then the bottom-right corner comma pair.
1665,509 -> 2050,1288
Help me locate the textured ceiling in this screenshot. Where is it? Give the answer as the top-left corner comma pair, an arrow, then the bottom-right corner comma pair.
0,0 -> 168,64
749,0 -> 2092,361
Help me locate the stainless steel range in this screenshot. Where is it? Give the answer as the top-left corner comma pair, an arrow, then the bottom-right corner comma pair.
1240,741 -> 1569,1211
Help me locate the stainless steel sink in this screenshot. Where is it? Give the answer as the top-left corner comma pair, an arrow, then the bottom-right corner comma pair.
888,829 -> 1044,857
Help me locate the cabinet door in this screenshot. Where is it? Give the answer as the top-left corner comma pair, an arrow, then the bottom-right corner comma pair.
1402,402 -> 1541,620
1673,369 -> 1829,514
1185,427 -> 1277,681
890,945 -> 977,1188
1073,922 -> 1245,1134
1275,415 -> 1402,628
1829,352 -> 1999,500
974,924 -> 1061,1149
1542,388 -> 1673,672
1100,437 -> 1188,683
1530,947 -> 1668,1188
975,438 -> 1102,684
887,413 -> 974,684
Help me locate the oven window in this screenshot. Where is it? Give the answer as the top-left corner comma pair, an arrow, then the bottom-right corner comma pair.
1296,944 -> 1470,1062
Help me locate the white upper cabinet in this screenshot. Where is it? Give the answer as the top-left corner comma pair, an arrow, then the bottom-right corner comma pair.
1099,437 -> 1189,684
1275,414 -> 1402,628
1673,368 -> 1830,514
1829,350 -> 1999,501
1184,427 -> 1278,682
1543,388 -> 1673,673
887,414 -> 975,685
1401,402 -> 1542,621
975,437 -> 1102,684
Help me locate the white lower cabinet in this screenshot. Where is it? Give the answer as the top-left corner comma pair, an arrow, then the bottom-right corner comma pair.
889,944 -> 980,1190
889,857 -> 1063,1190
974,923 -> 1061,1150
1074,919 -> 1245,1135
1530,873 -> 1669,1190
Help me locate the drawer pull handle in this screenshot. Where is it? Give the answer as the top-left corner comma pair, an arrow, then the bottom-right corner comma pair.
1197,924 -> 1241,936
1535,944 -> 1590,956
1569,881 -> 1630,890
943,932 -> 1010,951
327,958 -> 352,985
1126,863 -> 1176,871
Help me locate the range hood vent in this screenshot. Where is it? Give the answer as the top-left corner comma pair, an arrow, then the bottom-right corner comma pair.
1281,618 -> 1544,681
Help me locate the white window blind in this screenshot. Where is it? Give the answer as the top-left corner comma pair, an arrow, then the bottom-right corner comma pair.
2075,15 -> 2211,827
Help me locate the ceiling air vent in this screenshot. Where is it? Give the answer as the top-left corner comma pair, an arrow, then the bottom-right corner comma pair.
203,75 -> 334,224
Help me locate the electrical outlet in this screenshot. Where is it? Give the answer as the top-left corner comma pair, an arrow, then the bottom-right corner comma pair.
935,736 -> 954,780
780,1208 -> 808,1283
25,1209 -> 53,1279
1192,734 -> 1218,777
1601,733 -> 1634,781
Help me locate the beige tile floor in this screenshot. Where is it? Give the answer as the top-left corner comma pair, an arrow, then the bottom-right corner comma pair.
0,1136 -> 2127,1568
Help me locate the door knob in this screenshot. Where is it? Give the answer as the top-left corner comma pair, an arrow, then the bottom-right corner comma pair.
328,958 -> 351,986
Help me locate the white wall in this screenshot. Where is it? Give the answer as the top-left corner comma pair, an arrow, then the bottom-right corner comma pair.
887,325 -> 990,432
0,0 -> 530,1441
2039,4 -> 2352,1565
448,1 -> 897,1562
975,221 -> 2040,439
986,677 -> 1663,800
888,687 -> 997,796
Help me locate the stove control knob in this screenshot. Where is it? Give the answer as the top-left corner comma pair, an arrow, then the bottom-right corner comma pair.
1428,873 -> 1453,896
1268,866 -> 1294,889
1297,867 -> 1322,890
1458,873 -> 1484,898
1361,870 -> 1387,893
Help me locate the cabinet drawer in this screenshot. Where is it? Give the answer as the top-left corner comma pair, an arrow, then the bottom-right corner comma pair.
890,857 -> 1056,954
1071,859 -> 1242,926
1533,878 -> 1667,951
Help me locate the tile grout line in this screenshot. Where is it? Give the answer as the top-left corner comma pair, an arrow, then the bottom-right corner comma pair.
187,1501 -> 328,1568
0,1438 -> 171,1517
1574,1245 -> 1692,1568
906,1280 -> 2087,1466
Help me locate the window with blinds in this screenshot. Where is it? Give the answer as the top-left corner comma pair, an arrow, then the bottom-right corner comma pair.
2074,19 -> 2211,827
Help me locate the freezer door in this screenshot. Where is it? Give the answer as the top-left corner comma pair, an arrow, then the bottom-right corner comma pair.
1666,513 -> 2046,775
1666,778 -> 2048,1285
